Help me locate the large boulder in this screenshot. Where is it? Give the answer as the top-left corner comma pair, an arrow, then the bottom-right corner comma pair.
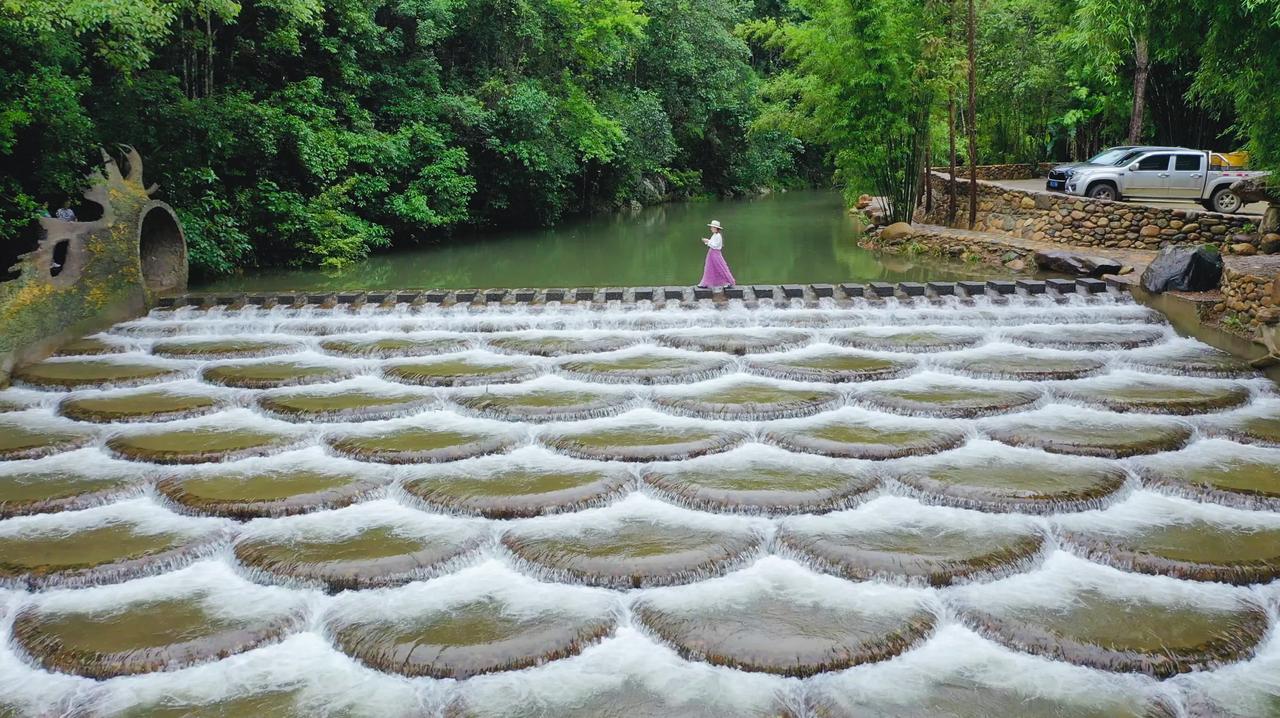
879,222 -> 915,241
1033,250 -> 1122,277
1139,246 -> 1223,294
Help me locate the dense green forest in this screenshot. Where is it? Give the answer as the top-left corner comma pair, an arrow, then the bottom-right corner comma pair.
2,0 -> 1278,275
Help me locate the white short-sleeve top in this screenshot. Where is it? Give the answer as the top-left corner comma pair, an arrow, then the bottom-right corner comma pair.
707,233 -> 723,250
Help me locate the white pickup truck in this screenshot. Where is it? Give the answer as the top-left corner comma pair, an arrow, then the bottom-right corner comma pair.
1063,149 -> 1268,214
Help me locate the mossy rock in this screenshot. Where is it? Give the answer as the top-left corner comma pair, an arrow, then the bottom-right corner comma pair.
328,597 -> 616,679
807,681 -> 1172,718
403,466 -> 631,518
956,589 -> 1269,678
235,525 -> 484,591
1058,379 -> 1250,415
200,361 -> 352,389
13,359 -> 181,390
0,522 -> 224,589
746,351 -> 915,383
555,352 -> 735,385
895,453 -> 1128,514
0,469 -> 141,518
985,415 -> 1192,458
319,336 -> 470,358
58,389 -> 222,423
858,382 -> 1042,419
54,337 -> 125,357
764,419 -> 965,460
453,388 -> 632,422
830,329 -> 984,353
156,470 -> 381,520
1127,346 -> 1256,378
0,422 -> 92,460
502,519 -> 762,588
655,331 -> 811,355
777,523 -> 1045,587
542,423 -> 747,462
1004,326 -> 1165,350
642,462 -> 877,515
151,339 -> 301,360
633,593 -> 935,677
487,334 -> 638,357
942,353 -> 1106,381
12,595 -> 299,679
1060,522 -> 1280,585
257,389 -> 432,423
1137,455 -> 1280,511
382,358 -> 540,387
1205,414 -> 1280,448
653,381 -> 842,421
327,426 -> 516,464
107,427 -> 297,464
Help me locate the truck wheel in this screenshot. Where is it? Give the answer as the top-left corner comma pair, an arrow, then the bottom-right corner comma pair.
1210,187 -> 1243,214
1087,183 -> 1118,202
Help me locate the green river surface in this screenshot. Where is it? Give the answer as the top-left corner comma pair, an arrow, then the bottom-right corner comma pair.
195,191 -> 1011,292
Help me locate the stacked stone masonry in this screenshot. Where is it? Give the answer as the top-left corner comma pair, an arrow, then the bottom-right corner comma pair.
1217,256 -> 1280,332
929,164 -> 1055,181
918,173 -> 1260,252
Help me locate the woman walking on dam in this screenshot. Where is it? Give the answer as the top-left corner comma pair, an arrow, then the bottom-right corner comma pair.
698,220 -> 736,289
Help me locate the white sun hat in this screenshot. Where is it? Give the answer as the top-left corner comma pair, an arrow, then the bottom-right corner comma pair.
707,220 -> 722,229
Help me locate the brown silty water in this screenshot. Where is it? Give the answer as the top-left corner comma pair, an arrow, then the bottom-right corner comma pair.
0,291 -> 1278,717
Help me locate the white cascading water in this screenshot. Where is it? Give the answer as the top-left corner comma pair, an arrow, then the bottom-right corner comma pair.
0,293 -> 1277,717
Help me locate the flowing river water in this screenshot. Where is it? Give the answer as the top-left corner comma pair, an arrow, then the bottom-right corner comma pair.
193,191 -> 1009,293
1,292 -> 1279,717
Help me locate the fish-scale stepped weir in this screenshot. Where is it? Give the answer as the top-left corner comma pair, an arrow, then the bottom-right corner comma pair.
1,283 -> 1280,717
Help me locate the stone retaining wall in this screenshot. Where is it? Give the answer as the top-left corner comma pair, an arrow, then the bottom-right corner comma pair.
930,164 -> 1055,181
918,172 -> 1260,252
862,226 -> 1036,272
1216,256 -> 1280,334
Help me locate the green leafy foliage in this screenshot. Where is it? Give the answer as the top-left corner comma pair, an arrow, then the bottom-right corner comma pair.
1,0 -> 814,276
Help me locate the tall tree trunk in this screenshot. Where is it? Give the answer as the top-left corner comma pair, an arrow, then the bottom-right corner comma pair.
206,12 -> 214,98
948,91 -> 958,225
966,0 -> 978,230
1126,31 -> 1150,144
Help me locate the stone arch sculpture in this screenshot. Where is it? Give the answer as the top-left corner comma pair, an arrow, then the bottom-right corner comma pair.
0,147 -> 187,385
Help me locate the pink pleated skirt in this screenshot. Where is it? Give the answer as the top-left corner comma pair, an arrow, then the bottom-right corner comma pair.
699,248 -> 736,288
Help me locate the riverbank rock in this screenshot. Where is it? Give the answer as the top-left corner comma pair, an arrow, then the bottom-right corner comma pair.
879,223 -> 914,241
1032,250 -> 1121,277
1140,246 -> 1224,294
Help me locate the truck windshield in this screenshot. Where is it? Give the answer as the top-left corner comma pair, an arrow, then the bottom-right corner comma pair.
1088,149 -> 1131,165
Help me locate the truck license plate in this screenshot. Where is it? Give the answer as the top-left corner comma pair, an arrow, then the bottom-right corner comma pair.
1048,180 -> 1062,189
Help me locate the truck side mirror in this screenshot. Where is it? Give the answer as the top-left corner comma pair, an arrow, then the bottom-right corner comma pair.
1128,162 -> 1140,172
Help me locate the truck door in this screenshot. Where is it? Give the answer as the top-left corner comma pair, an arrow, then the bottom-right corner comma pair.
1125,153 -> 1172,197
1167,153 -> 1206,198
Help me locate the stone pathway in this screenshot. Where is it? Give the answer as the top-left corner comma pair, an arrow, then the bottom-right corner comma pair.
906,224 -> 1158,279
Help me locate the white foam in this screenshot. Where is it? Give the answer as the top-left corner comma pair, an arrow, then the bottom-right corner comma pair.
324,559 -> 616,622
1054,489 -> 1280,533
76,631 -> 423,718
809,623 -> 1162,711
951,550 -> 1254,612
781,495 -> 1042,535
0,496 -> 229,538
637,555 -> 933,616
236,498 -> 485,543
26,559 -> 315,623
504,492 -> 764,537
456,626 -> 791,716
